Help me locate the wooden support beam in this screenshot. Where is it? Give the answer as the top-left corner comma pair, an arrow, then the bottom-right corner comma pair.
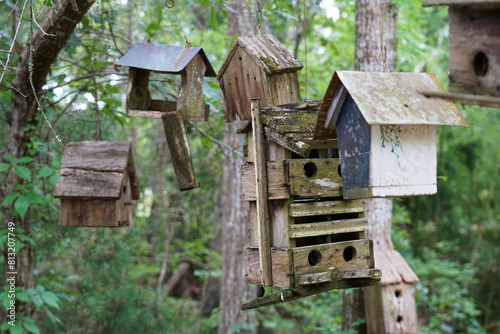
289,218 -> 368,238
251,98 -> 273,286
289,199 -> 367,217
419,90 -> 500,109
161,111 -> 200,191
241,277 -> 380,310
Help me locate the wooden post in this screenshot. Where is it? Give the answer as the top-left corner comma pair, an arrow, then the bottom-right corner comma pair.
161,111 -> 200,191
251,98 -> 273,286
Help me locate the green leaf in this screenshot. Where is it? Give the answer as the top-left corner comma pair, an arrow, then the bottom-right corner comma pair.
23,321 -> 40,334
16,157 -> 35,164
36,285 -> 45,293
4,156 -> 16,163
14,196 -> 29,219
44,307 -> 63,325
32,295 -> 43,308
0,163 -> 10,172
1,193 -> 19,206
13,165 -> 31,181
49,173 -> 60,185
16,292 -> 29,303
0,322 -> 10,330
25,289 -> 37,295
17,234 -> 35,245
38,167 -> 55,178
26,191 -> 45,205
41,291 -> 59,309
51,156 -> 61,168
0,235 -> 7,245
105,84 -> 120,94
10,323 -> 24,334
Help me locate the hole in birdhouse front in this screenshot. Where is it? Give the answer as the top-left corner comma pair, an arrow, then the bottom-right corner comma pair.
308,250 -> 322,266
304,162 -> 318,178
123,186 -> 127,193
473,52 -> 488,76
397,315 -> 403,323
337,164 -> 342,177
343,246 -> 357,262
395,289 -> 402,298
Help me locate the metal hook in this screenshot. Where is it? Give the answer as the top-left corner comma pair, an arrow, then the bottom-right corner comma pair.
165,0 -> 174,8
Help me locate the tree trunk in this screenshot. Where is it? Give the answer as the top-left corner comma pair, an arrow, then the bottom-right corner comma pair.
342,0 -> 398,332
2,0 -> 95,316
218,1 -> 258,333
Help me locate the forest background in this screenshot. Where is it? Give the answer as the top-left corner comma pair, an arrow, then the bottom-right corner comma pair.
0,0 -> 498,333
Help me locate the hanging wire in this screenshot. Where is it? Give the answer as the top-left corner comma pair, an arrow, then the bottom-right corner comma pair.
257,0 -> 263,35
148,1 -> 175,43
303,0 -> 308,101
380,0 -> 387,72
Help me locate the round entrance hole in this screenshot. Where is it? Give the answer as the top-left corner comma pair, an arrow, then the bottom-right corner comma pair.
473,52 -> 488,76
343,246 -> 357,262
397,315 -> 403,323
308,250 -> 322,266
337,164 -> 342,178
123,185 -> 127,193
303,162 -> 318,178
395,290 -> 402,298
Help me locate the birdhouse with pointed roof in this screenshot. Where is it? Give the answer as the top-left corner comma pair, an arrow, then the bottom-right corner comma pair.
217,34 -> 303,122
422,0 -> 500,97
314,71 -> 469,200
54,141 -> 140,227
116,43 -> 216,121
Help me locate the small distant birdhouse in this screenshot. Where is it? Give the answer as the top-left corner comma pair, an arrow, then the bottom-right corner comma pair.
314,71 -> 469,200
238,100 -> 381,309
116,43 -> 216,121
54,141 -> 140,227
217,34 -> 303,122
423,0 -> 500,97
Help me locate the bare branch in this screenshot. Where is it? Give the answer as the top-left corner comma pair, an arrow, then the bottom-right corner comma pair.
187,120 -> 244,157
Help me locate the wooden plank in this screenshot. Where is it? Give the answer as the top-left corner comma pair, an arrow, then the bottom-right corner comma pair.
298,268 -> 382,286
297,271 -> 332,286
128,100 -> 178,118
289,218 -> 368,239
419,90 -> 500,108
251,99 -> 273,286
289,158 -> 342,197
59,198 -> 121,227
244,246 -> 293,288
265,128 -> 311,158
61,141 -> 131,172
241,161 -> 289,201
128,110 -> 168,119
241,277 -> 379,310
304,138 -> 338,150
126,67 -> 151,111
177,53 -> 209,121
324,84 -> 347,129
292,240 -> 374,276
161,111 -> 200,191
289,199 -> 367,217
55,170 -> 124,199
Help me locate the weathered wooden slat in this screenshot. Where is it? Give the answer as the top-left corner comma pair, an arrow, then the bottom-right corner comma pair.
54,171 -> 124,199
289,218 -> 368,238
292,240 -> 374,276
265,127 -> 311,158
297,268 -> 382,286
126,67 -> 151,111
177,53 -> 209,121
297,271 -> 332,286
61,141 -> 131,172
244,246 -> 293,288
59,199 -> 121,227
161,111 -> 199,191
289,158 -> 342,197
304,138 -> 338,150
251,99 -> 273,286
241,161 -> 289,201
289,199 -> 367,217
128,100 -> 177,118
240,276 -> 379,310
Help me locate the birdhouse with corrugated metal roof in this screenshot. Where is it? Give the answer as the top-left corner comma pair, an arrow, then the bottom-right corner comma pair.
314,71 -> 469,200
116,43 -> 216,121
54,141 -> 139,227
238,99 -> 382,310
422,0 -> 500,98
217,34 -> 303,122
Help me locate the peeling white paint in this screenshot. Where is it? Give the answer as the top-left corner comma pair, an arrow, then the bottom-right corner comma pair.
313,178 -> 340,188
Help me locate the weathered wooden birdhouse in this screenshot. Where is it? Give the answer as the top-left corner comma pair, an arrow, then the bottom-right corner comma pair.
116,42 -> 216,121
54,141 -> 140,227
116,43 -> 216,191
238,99 -> 381,309
217,34 -> 303,122
314,71 -> 469,200
423,0 -> 500,97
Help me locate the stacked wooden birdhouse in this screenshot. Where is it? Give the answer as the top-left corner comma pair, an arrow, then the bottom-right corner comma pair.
116,43 -> 217,191
314,71 -> 469,199
54,141 -> 139,227
237,100 -> 381,309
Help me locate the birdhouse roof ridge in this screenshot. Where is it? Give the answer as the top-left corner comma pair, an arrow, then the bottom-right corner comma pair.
116,43 -> 216,77
217,34 -> 303,80
314,71 -> 469,139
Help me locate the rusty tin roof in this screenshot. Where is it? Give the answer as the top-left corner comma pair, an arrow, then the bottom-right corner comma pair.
217,34 -> 303,80
314,71 -> 469,139
116,43 -> 216,77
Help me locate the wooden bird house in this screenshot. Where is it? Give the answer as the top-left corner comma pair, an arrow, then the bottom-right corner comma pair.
217,34 -> 303,122
314,71 -> 469,200
423,0 -> 500,98
239,99 -> 381,310
54,141 -> 139,227
116,43 -> 216,121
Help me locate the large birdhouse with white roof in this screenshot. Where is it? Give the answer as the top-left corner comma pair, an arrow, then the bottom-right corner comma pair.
314,71 -> 469,200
